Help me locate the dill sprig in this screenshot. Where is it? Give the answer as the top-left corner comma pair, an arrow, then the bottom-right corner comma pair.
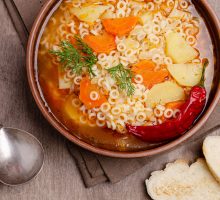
50,41 -> 83,75
50,36 -> 97,77
75,35 -> 97,77
107,64 -> 135,96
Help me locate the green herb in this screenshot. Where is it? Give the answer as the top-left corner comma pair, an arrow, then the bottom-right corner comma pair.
107,64 -> 135,96
50,36 -> 97,77
75,35 -> 97,77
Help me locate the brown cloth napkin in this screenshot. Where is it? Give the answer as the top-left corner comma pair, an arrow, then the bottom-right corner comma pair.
4,0 -> 220,188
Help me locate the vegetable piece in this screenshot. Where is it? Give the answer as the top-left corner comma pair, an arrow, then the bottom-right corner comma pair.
50,36 -> 97,77
169,8 -> 187,19
132,60 -> 169,89
140,12 -> 153,25
102,9 -> 115,19
79,77 -> 107,109
166,101 -> 185,110
127,61 -> 208,142
165,32 -> 199,64
83,33 -> 116,54
72,5 -> 109,23
64,95 -> 79,120
167,63 -> 203,87
58,67 -> 72,89
102,17 -> 139,36
107,64 -> 135,96
146,81 -> 185,108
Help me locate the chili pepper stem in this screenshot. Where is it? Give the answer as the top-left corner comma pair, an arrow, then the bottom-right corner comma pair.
199,59 -> 209,87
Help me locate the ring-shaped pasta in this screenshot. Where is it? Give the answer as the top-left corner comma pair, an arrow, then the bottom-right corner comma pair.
164,108 -> 174,119
117,0 -> 127,10
124,49 -> 135,57
108,98 -> 117,105
110,89 -> 120,99
154,107 -> 164,117
146,2 -> 155,11
74,76 -> 82,85
166,0 -> 174,7
180,0 -> 189,9
136,112 -> 147,122
88,113 -> 97,121
66,69 -> 75,79
72,98 -> 82,108
117,42 -> 126,52
79,115 -> 87,124
173,109 -> 181,118
100,102 -> 111,113
186,35 -> 197,46
118,113 -> 127,122
90,91 -> 99,101
134,74 -> 144,84
98,53 -> 107,61
111,106 -> 122,115
97,112 -> 106,121
152,25 -> 161,34
148,34 -> 160,44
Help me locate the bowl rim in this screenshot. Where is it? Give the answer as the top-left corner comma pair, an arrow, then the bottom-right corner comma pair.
26,0 -> 220,158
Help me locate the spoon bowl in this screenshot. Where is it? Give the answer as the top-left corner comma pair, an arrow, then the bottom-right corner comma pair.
0,126 -> 44,186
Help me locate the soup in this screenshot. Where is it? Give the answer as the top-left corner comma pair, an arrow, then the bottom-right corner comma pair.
37,0 -> 214,151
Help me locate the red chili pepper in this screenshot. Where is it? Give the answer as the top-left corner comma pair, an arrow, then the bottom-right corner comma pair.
126,61 -> 208,143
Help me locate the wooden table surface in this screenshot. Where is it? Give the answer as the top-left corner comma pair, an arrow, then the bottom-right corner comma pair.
0,0 -> 219,199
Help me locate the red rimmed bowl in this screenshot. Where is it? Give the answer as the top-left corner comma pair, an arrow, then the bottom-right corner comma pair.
26,0 -> 220,158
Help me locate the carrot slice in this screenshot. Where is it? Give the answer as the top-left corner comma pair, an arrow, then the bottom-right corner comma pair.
166,101 -> 185,110
132,60 -> 156,71
83,33 -> 116,54
79,77 -> 107,109
102,17 -> 139,36
132,60 -> 169,89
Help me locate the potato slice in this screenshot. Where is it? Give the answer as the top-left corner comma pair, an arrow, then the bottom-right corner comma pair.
203,136 -> 220,184
58,67 -> 72,89
165,32 -> 199,64
64,95 -> 79,121
169,8 -> 187,19
146,81 -> 185,107
167,63 -> 203,87
140,12 -> 153,25
72,5 -> 109,23
102,9 -> 115,19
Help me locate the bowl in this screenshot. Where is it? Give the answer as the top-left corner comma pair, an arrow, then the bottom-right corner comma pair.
26,0 -> 220,158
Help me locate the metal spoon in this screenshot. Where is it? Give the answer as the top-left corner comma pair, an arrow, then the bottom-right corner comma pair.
0,125 -> 44,186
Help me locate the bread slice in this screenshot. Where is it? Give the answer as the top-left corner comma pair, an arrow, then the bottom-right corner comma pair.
203,136 -> 220,183
146,159 -> 220,200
